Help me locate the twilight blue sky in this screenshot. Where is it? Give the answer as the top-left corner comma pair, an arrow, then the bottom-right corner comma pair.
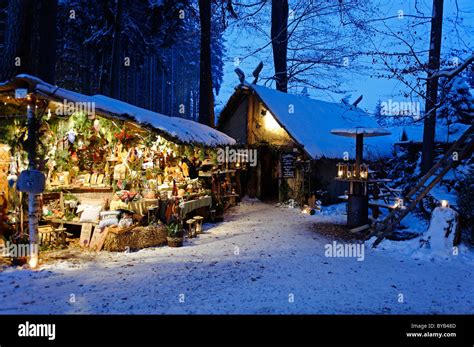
216,0 -> 474,117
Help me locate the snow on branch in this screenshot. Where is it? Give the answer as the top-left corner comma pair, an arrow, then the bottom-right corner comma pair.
431,54 -> 474,81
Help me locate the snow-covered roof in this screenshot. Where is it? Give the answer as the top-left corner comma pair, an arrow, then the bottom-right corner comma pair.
247,84 -> 395,159
0,74 -> 235,146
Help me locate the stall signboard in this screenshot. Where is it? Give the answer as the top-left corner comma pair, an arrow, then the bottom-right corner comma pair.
281,152 -> 296,178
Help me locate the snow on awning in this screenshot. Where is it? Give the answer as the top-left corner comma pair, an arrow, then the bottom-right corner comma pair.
0,74 -> 235,147
330,127 -> 391,138
248,84 -> 394,159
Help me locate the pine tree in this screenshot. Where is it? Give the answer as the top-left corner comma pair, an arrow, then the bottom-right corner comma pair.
374,99 -> 385,126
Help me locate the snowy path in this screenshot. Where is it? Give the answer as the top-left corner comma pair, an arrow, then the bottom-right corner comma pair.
1,200 -> 473,314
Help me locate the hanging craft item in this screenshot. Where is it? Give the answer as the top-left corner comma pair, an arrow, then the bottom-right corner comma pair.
93,119 -> 100,132
16,169 -> 46,194
180,161 -> 189,177
113,163 -> 127,180
67,129 -> 76,144
7,174 -> 17,188
172,179 -> 178,197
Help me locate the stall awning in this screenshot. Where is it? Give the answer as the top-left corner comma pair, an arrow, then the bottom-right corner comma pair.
0,74 -> 236,147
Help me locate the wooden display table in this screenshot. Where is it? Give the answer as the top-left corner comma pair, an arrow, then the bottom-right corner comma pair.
109,199 -> 159,215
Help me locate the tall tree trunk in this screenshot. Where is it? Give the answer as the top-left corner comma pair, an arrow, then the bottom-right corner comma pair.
271,0 -> 288,92
1,0 -> 57,82
0,0 -> 24,80
198,0 -> 215,126
37,0 -> 57,84
12,0 -> 34,76
421,0 -> 444,174
110,0 -> 123,99
26,98 -> 40,268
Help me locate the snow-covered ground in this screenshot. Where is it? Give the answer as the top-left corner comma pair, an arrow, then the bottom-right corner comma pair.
1,200 -> 473,314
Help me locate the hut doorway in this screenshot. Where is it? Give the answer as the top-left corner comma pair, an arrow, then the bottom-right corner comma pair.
258,146 -> 279,201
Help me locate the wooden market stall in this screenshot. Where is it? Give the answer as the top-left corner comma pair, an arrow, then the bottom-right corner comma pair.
0,74 -> 236,252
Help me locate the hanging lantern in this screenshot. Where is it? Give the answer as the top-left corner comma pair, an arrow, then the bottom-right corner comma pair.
360,164 -> 369,179
337,163 -> 343,178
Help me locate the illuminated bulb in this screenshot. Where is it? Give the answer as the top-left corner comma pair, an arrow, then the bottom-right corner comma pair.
440,200 -> 449,208
394,198 -> 403,208
263,111 -> 281,132
338,170 -> 343,178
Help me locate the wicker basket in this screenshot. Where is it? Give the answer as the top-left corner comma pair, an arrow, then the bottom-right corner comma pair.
167,236 -> 183,247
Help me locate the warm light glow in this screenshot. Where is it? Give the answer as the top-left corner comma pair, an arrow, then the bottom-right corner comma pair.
338,170 -> 343,178
394,198 -> 404,208
263,111 -> 282,132
28,254 -> 38,269
440,200 -> 449,208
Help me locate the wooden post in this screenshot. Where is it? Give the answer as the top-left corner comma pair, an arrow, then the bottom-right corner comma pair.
355,133 -> 363,178
348,133 -> 368,228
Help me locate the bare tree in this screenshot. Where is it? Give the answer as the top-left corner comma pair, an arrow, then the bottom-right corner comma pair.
421,0 -> 444,174
228,0 -> 369,95
271,0 -> 288,92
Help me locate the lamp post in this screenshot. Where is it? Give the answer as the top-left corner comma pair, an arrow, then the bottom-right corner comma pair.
331,127 -> 391,229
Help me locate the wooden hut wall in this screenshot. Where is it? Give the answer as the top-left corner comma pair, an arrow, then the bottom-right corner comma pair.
218,97 -> 249,145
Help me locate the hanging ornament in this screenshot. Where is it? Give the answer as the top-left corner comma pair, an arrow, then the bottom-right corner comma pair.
71,152 -> 79,163
67,129 -> 76,144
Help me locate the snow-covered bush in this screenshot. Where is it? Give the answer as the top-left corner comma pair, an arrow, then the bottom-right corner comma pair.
438,75 -> 473,126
